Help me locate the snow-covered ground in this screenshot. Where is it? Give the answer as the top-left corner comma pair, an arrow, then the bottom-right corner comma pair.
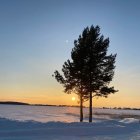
0,117 -> 140,140
0,105 -> 140,140
0,105 -> 140,122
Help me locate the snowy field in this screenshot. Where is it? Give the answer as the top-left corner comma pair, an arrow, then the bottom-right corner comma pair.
0,105 -> 140,140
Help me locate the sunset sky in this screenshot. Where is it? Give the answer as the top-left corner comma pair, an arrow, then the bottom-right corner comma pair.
0,0 -> 140,108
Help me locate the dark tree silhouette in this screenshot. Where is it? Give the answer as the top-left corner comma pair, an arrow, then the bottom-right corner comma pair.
53,59 -> 88,122
53,25 -> 118,122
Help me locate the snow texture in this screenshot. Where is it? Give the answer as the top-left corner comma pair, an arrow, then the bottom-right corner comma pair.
0,105 -> 140,140
0,117 -> 140,140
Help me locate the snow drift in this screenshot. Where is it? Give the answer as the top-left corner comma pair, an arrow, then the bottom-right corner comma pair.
0,117 -> 140,140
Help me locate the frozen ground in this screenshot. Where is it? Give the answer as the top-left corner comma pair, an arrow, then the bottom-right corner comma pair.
0,117 -> 140,140
0,105 -> 140,122
0,105 -> 140,140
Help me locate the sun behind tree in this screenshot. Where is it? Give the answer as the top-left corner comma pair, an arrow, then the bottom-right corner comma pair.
53,25 -> 117,122
72,97 -> 76,101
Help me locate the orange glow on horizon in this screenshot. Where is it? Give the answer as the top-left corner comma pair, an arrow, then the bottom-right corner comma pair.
1,84 -> 140,108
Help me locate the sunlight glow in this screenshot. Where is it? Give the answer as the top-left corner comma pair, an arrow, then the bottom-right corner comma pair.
72,97 -> 76,101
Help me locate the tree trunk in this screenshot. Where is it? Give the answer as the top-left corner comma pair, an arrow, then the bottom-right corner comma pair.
89,92 -> 92,122
80,95 -> 83,122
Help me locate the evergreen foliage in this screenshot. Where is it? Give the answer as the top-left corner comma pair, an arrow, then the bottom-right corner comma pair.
53,25 -> 118,122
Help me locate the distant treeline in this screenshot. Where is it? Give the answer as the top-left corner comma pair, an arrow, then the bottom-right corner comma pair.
102,107 -> 140,110
32,104 -> 81,108
0,101 -> 139,110
0,101 -> 80,108
0,101 -> 29,105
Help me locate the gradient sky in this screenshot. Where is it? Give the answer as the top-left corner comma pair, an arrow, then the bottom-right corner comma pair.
0,0 -> 140,108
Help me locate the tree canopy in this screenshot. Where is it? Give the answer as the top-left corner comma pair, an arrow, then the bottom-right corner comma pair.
53,25 -> 118,122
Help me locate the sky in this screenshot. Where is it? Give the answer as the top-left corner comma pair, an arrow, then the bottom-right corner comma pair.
0,0 -> 140,108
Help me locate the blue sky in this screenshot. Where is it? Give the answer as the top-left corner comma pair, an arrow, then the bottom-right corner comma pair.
0,0 -> 140,107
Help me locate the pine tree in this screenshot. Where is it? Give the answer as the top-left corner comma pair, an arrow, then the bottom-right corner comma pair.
73,25 -> 117,122
53,58 -> 88,122
53,25 -> 118,122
